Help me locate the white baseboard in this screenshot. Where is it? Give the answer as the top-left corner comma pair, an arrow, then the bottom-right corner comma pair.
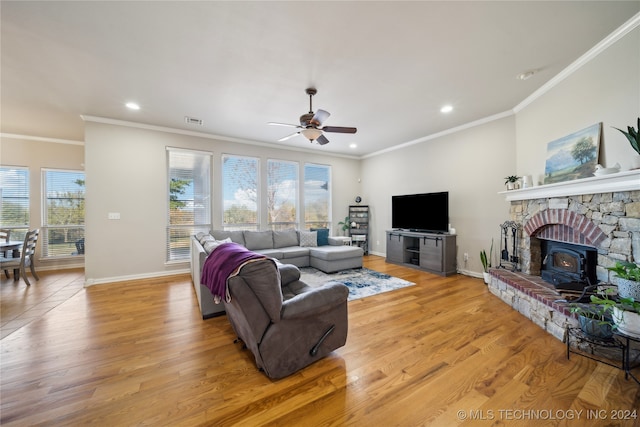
85,268 -> 190,287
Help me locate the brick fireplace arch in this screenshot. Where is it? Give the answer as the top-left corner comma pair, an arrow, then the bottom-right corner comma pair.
524,208 -> 608,247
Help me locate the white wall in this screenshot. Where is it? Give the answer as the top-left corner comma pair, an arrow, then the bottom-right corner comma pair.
516,26 -> 640,182
361,23 -> 639,277
83,121 -> 361,284
0,136 -> 85,271
361,116 -> 515,275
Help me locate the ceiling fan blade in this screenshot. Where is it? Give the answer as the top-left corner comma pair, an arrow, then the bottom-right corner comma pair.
316,134 -> 330,145
268,122 -> 300,128
321,126 -> 357,134
278,132 -> 300,142
311,109 -> 330,126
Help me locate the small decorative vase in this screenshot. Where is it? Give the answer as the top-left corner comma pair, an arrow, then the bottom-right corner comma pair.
631,155 -> 640,170
506,182 -> 515,190
482,272 -> 490,285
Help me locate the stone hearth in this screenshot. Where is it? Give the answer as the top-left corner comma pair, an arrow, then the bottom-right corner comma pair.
488,269 -> 573,340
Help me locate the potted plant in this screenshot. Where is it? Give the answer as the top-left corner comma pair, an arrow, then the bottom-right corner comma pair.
570,297 -> 614,339
607,261 -> 640,300
590,293 -> 640,339
337,216 -> 350,236
504,175 -> 520,190
613,117 -> 640,169
480,239 -> 493,285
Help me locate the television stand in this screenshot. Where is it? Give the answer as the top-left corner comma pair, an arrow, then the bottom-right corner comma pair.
385,230 -> 456,276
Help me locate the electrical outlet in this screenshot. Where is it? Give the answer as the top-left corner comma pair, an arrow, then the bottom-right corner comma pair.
464,252 -> 469,261
108,212 -> 120,220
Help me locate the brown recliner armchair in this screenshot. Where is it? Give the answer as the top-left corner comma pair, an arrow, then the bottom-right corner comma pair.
224,259 -> 349,379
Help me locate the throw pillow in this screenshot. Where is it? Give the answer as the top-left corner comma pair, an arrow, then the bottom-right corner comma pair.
299,231 -> 318,247
203,237 -> 231,254
311,228 -> 329,246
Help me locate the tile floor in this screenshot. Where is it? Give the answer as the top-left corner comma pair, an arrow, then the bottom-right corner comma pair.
0,268 -> 85,339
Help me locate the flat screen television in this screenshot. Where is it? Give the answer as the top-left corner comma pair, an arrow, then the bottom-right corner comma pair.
392,191 -> 449,233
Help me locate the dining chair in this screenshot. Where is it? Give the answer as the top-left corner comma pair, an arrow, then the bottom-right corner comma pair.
0,228 -> 10,256
0,229 -> 40,286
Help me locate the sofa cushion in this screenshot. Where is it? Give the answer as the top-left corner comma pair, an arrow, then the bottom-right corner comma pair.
278,246 -> 310,258
309,245 -> 363,261
244,231 -> 274,250
210,230 -> 245,246
254,248 -> 283,258
299,231 -> 317,247
311,228 -> 329,246
273,229 -> 299,248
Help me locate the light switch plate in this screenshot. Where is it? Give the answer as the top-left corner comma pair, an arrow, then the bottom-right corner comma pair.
108,212 -> 120,220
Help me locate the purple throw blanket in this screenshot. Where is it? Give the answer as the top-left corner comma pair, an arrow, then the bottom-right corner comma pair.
201,242 -> 266,302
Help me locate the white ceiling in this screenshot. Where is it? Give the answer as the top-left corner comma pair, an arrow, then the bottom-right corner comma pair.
2,1 -> 639,157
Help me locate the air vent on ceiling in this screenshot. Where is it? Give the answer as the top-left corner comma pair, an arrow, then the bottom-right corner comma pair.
185,116 -> 203,126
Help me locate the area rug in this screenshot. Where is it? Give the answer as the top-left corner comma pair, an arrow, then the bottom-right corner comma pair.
299,267 -> 415,301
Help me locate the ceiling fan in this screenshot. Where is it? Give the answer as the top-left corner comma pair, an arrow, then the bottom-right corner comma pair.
268,88 -> 357,145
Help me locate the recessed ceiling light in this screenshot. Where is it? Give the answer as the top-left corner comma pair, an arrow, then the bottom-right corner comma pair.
440,105 -> 453,113
349,143 -> 357,149
125,102 -> 140,110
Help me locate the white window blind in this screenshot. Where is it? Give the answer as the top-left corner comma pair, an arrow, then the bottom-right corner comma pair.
222,155 -> 259,231
0,166 -> 30,241
304,163 -> 331,229
167,148 -> 212,262
267,159 -> 298,230
42,169 -> 85,257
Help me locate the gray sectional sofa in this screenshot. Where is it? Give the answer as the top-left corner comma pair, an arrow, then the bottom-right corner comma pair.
190,229 -> 364,318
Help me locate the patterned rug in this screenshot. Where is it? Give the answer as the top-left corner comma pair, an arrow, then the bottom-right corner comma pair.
299,267 -> 415,301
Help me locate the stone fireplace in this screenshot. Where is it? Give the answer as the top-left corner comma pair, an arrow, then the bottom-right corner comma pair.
488,170 -> 640,341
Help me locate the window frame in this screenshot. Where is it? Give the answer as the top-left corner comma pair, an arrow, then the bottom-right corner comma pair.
267,158 -> 299,231
221,154 -> 260,231
166,147 -> 213,263
303,162 -> 332,230
41,168 -> 85,258
0,166 -> 30,242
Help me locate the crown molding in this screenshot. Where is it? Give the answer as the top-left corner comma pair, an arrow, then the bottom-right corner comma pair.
0,133 -> 84,146
514,12 -> 640,113
80,115 -> 360,160
362,110 -> 515,159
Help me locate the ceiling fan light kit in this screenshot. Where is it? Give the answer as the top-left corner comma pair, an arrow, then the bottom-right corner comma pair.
269,87 -> 357,145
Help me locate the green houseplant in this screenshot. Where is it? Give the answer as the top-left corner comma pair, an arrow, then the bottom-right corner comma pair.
504,175 -> 520,190
608,261 -> 640,300
570,295 -> 614,339
590,291 -> 640,338
613,117 -> 640,169
480,239 -> 493,284
337,216 -> 350,236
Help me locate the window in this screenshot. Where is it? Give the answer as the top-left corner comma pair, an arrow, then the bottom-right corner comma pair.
267,159 -> 298,230
42,169 -> 85,257
0,166 -> 30,241
304,163 -> 331,229
222,155 -> 258,231
167,148 -> 212,262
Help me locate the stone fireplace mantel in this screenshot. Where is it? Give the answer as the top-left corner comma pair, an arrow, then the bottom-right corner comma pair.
489,168 -> 639,345
499,169 -> 640,202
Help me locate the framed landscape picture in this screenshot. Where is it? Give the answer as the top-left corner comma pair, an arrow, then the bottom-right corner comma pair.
544,123 -> 601,184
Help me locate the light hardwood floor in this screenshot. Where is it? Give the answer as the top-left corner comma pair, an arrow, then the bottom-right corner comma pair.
1,256 -> 638,426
